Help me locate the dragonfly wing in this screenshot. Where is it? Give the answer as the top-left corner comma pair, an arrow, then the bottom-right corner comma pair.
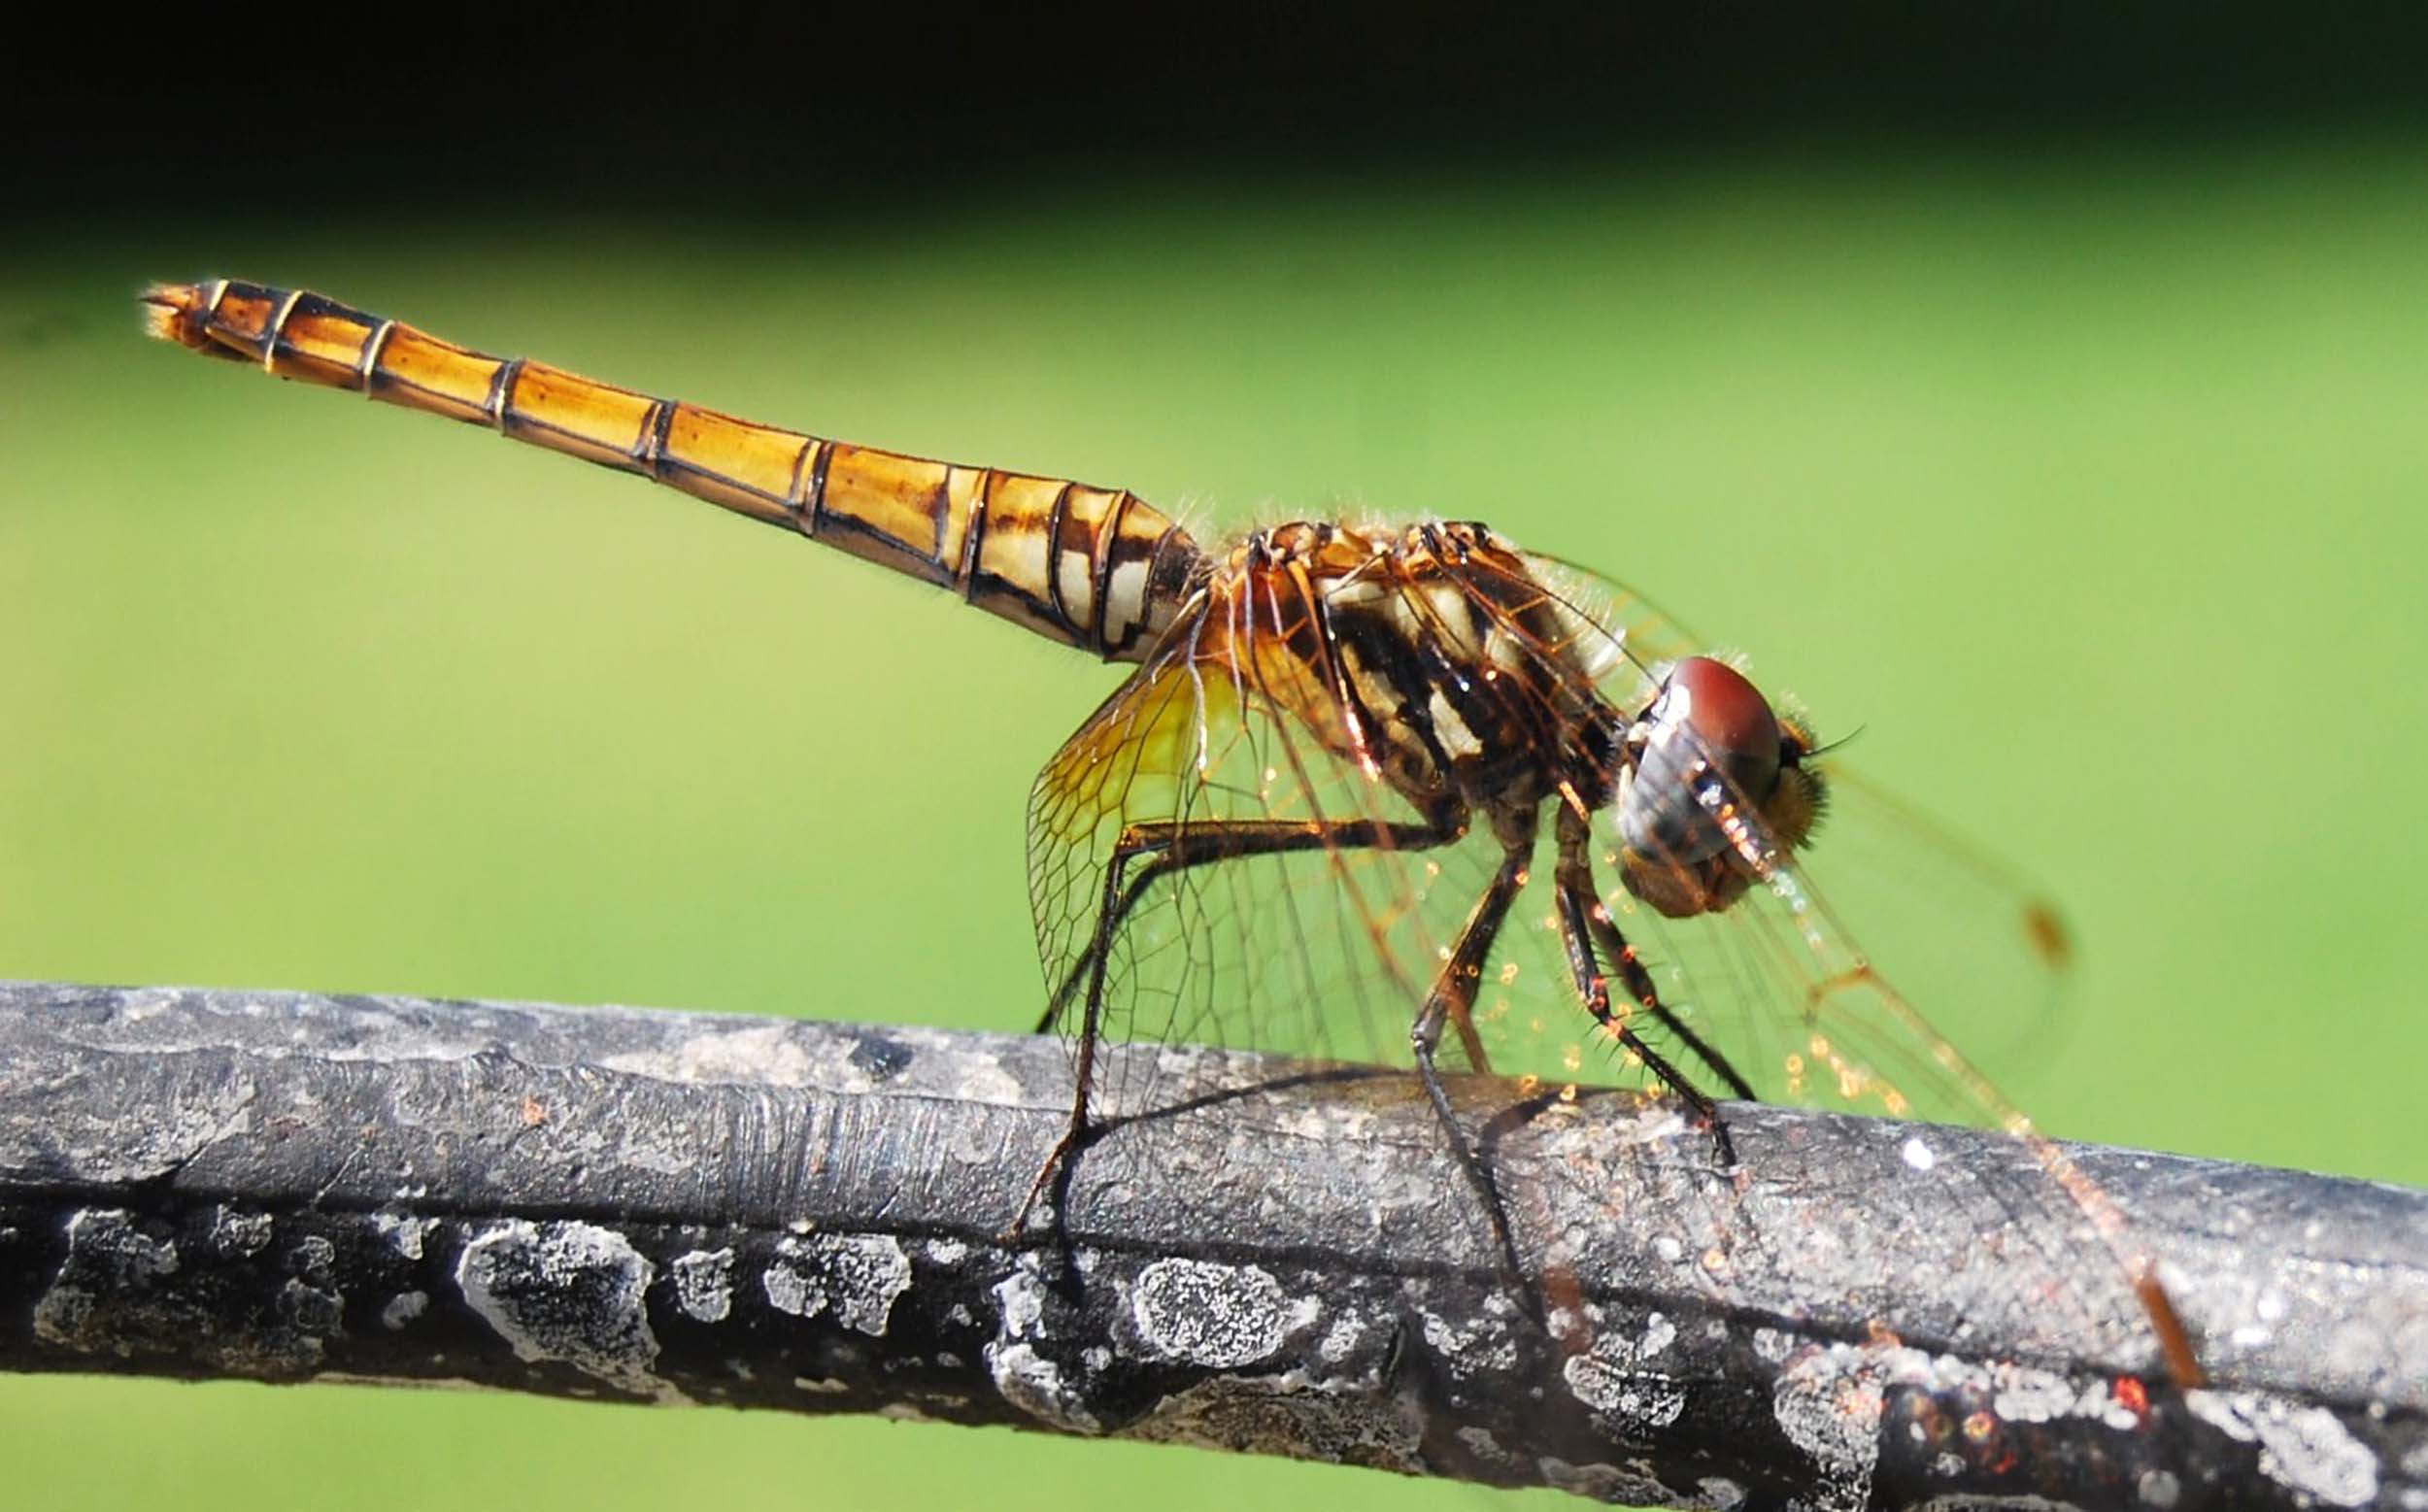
1435,535 -> 2074,1128
1027,588 -> 1528,1117
1439,538 -> 2175,1365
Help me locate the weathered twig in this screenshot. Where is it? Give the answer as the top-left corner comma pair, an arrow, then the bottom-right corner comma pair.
0,981 -> 2417,1509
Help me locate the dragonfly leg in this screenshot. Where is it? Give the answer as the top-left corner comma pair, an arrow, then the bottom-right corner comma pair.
1030,812 -> 1464,1034
1008,806 -> 1467,1245
1408,829 -> 1539,1289
1552,805 -> 1744,1169
1004,843 -> 1130,1247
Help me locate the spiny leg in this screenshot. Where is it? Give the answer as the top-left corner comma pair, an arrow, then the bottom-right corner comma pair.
1408,831 -> 1537,1288
1576,900 -> 1757,1101
1552,804 -> 1741,1168
1031,813 -> 1461,1034
1006,809 -> 1465,1244
1584,898 -> 1760,1105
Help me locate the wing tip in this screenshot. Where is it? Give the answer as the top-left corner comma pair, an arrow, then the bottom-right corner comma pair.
2023,900 -> 2074,971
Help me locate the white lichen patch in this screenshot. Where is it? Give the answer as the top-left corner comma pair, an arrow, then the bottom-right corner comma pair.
993,1265 -> 1048,1339
1990,1365 -> 2079,1425
763,1263 -> 823,1320
602,1021 -> 820,1088
1129,1259 -> 1311,1369
761,1234 -> 911,1336
836,1027 -> 1017,1107
373,1209 -> 437,1261
2185,1390 -> 2377,1508
281,1275 -> 342,1358
456,1220 -> 680,1403
2070,1378 -> 2143,1432
1772,1342 -> 1930,1512
1418,1305 -> 1521,1374
1318,1316 -> 1366,1364
210,1207 -> 273,1258
34,1208 -> 180,1355
1563,1312 -> 1688,1431
979,1252 -> 1102,1431
289,1234 -> 336,1275
382,1291 -> 429,1330
986,1340 -> 1102,1433
41,1206 -> 340,1373
672,1248 -> 735,1323
1457,1425 -> 1510,1464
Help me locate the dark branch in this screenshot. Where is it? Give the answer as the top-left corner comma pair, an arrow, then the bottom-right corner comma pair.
0,981 -> 2418,1509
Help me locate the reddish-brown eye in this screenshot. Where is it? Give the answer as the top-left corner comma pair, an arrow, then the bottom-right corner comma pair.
1667,656 -> 1781,772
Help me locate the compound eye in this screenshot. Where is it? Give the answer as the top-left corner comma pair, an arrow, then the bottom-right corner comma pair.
1665,656 -> 1782,780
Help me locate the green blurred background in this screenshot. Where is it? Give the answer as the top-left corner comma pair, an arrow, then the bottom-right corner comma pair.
7,9 -> 2428,1509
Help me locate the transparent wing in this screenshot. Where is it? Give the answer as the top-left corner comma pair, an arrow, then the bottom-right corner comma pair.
1447,543 -> 2075,1132
1453,542 -> 2190,1372
1025,543 -> 1722,1113
1585,766 -> 2074,1129
1027,580 -> 1545,1117
1025,527 -> 2186,1379
1028,534 -> 2074,1127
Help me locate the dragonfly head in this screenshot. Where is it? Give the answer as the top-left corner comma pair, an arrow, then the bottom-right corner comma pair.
1613,655 -> 1826,918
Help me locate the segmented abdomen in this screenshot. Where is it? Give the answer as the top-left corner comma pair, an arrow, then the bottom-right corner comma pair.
143,279 -> 1203,661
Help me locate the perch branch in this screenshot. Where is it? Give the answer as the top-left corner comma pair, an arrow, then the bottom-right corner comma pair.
0,981 -> 2418,1509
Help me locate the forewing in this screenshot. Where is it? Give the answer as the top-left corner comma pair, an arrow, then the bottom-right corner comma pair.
1541,751 -> 2073,1143
1449,542 -> 2074,1131
1027,530 -> 2173,1375
1025,585 -> 1550,1116
1448,540 -> 2172,1368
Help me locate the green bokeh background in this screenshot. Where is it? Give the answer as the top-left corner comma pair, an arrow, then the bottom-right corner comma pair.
6,134 -> 2427,1507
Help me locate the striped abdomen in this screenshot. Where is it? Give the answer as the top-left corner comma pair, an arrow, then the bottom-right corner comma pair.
142,279 -> 1203,661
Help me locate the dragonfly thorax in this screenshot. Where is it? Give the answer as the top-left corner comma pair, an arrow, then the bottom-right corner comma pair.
1203,520 -> 1638,825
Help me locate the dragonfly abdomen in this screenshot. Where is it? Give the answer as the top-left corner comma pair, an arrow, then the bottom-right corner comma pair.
142,279 -> 1202,661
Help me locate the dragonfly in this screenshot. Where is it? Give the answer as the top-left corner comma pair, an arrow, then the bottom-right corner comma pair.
140,277 -> 2204,1389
